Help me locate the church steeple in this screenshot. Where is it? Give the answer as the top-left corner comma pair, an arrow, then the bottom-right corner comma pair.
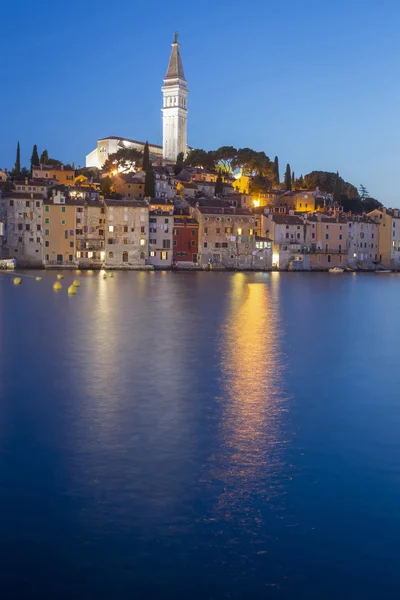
161,33 -> 188,162
165,32 -> 186,81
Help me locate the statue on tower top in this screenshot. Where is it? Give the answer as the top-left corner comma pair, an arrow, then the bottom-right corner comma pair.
173,32 -> 179,44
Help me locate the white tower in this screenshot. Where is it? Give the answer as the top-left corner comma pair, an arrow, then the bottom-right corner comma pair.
162,33 -> 188,162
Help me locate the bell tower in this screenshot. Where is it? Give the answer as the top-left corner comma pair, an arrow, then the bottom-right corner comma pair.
162,33 -> 188,162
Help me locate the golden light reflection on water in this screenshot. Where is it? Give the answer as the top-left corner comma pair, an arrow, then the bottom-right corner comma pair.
216,275 -> 288,515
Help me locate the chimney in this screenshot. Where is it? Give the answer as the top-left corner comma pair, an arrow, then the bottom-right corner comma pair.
394,209 -> 399,218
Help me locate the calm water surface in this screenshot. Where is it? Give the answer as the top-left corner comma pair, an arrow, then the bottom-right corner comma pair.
0,271 -> 400,599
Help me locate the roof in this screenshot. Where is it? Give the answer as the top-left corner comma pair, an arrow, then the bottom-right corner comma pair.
197,207 -> 253,216
117,173 -> 143,184
98,136 -> 163,150
33,164 -> 74,171
150,210 -> 173,216
105,199 -> 148,208
179,182 -> 198,189
174,216 -> 198,225
3,192 -> 44,199
271,215 -> 304,225
165,35 -> 186,81
149,198 -> 175,205
43,197 -> 104,206
255,235 -> 273,242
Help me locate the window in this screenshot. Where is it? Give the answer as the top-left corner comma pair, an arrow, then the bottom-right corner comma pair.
122,251 -> 128,263
25,224 -> 30,231
225,227 -> 232,234
150,238 -> 156,244
161,251 -> 168,260
328,255 -> 331,263
108,251 -> 114,258
339,234 -> 342,240
123,238 -> 129,246
36,237 -> 40,243
45,254 -> 49,261
45,217 -> 50,224
69,241 -> 74,248
62,206 -> 66,213
140,239 -> 146,246
204,227 -> 208,234
18,237 -> 23,243
61,220 -> 66,225
65,231 -> 68,239
99,229 -> 104,236
237,228 -> 242,235
215,242 -> 221,248
325,234 -> 329,239
150,217 -> 156,223
191,230 -> 196,236
45,229 -> 49,236
37,224 -> 41,231
249,229 -> 254,235
165,218 -> 169,224
45,241 -> 49,247
216,228 -> 221,234
26,201 -> 30,207
140,252 -> 145,259
18,224 -> 23,231
173,240 -> 177,246
286,233 -> 289,239
108,225 -> 114,233
141,226 -> 145,233
339,244 -> 342,252
326,225 -> 329,230
69,255 -> 73,261
124,225 -> 128,233
191,240 -> 196,247
163,239 -> 171,249
297,233 -> 300,239
150,251 -> 156,257
221,242 -> 228,248
173,228 -> 178,236
204,242 -> 208,248
10,200 -> 14,207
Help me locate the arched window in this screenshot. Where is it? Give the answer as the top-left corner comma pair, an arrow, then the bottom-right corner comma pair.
108,251 -> 114,259
122,251 -> 128,263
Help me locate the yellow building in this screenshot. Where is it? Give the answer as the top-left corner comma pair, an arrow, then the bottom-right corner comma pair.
42,192 -> 76,266
292,191 -> 316,212
32,164 -> 75,186
368,207 -> 400,267
113,173 -> 145,199
307,215 -> 347,269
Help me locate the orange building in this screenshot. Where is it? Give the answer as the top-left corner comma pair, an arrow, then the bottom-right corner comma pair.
42,192 -> 76,266
113,173 -> 145,199
32,164 -> 75,186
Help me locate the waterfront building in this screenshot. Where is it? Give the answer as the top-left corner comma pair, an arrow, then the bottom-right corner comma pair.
32,164 -> 75,186
306,214 -> 347,269
261,213 -> 309,270
192,206 -> 256,269
346,215 -> 379,268
368,208 -> 400,268
43,192 -> 76,266
75,200 -> 106,268
148,209 -> 173,268
173,214 -> 199,266
162,33 -> 188,161
104,199 -> 148,268
2,192 -> 43,266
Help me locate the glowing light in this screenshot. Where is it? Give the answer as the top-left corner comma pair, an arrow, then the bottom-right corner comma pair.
253,199 -> 260,208
88,251 -> 94,259
140,238 -> 146,246
100,251 -> 105,260
272,252 -> 279,266
237,228 -> 242,236
353,253 -> 357,258
108,225 -> 114,233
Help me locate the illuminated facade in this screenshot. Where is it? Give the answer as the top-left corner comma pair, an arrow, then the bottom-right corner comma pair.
2,192 -> 43,266
104,200 -> 149,268
161,33 -> 188,161
368,208 -> 400,268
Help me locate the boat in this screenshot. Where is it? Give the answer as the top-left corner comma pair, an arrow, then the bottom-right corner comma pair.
329,267 -> 344,273
375,269 -> 392,273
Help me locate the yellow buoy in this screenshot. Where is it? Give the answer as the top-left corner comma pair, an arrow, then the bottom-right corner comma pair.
68,284 -> 76,295
103,273 -> 107,279
72,279 -> 80,287
57,274 -> 63,280
36,277 -> 42,281
13,277 -> 22,285
53,281 -> 62,291
109,272 -> 114,278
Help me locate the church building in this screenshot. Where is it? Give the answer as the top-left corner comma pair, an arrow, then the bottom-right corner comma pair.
86,34 -> 189,169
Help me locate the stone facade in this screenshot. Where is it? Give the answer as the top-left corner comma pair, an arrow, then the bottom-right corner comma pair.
104,200 -> 148,268
2,192 -> 43,266
148,210 -> 173,268
75,201 -> 106,268
347,216 -> 379,268
162,34 -> 188,161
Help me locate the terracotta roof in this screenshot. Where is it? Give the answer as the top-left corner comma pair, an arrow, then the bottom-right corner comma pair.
33,164 -> 74,171
197,207 -> 253,216
174,216 -> 198,225
149,198 -> 175,205
3,192 -> 44,199
105,199 -> 148,208
271,215 -> 304,225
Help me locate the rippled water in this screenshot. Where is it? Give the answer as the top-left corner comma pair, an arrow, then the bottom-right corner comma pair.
1,271 -> 400,599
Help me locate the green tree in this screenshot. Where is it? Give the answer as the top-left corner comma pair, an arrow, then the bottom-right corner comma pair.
15,141 -> 21,173
292,171 -> 295,188
184,148 -> 216,170
30,144 -> 40,170
100,177 -> 113,198
40,150 -> 49,164
102,147 -> 143,173
214,171 -> 223,196
304,171 -> 358,198
213,146 -> 237,173
142,141 -> 150,172
297,174 -> 305,188
273,156 -> 280,187
284,164 -> 292,191
359,184 -> 369,200
333,172 -> 342,204
144,166 -> 155,198
174,151 -> 185,175
249,174 -> 271,195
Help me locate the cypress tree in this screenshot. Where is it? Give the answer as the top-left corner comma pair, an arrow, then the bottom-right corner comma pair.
273,156 -> 280,187
144,166 -> 155,198
40,149 -> 49,164
292,171 -> 295,188
142,141 -> 150,172
333,172 -> 342,204
215,170 -> 223,196
31,144 -> 40,170
284,163 -> 292,191
15,141 -> 21,173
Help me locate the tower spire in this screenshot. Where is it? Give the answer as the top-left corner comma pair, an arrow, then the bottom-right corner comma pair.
165,31 -> 186,81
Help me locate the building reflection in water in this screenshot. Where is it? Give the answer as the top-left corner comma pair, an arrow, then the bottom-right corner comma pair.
215,274 -> 288,518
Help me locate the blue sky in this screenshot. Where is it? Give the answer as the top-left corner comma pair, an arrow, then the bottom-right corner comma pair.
1,0 -> 399,205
